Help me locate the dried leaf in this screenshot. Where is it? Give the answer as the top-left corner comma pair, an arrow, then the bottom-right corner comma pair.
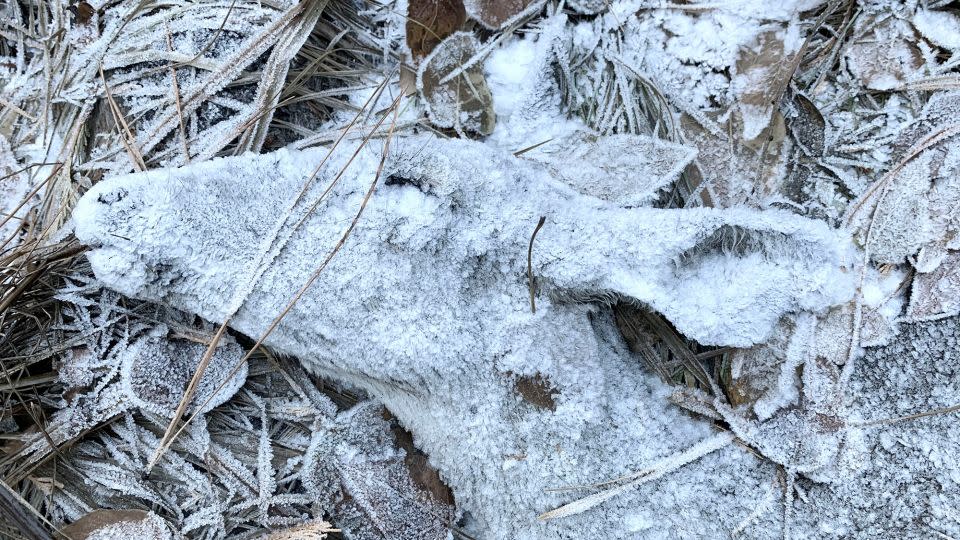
61,510 -> 172,540
463,0 -> 537,30
786,92 -> 826,158
513,373 -> 558,411
68,1 -> 95,26
733,30 -> 791,140
417,32 -> 495,135
406,0 -> 466,59
859,304 -> 898,348
680,110 -> 786,207
120,332 -> 248,418
845,17 -> 922,91
863,150 -> 932,264
523,132 -> 697,207
908,251 -> 960,321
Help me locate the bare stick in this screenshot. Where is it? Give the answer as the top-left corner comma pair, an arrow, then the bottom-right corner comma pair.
527,216 -> 546,313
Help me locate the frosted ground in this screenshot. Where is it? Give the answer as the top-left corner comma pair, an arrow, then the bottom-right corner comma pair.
1,0 -> 960,539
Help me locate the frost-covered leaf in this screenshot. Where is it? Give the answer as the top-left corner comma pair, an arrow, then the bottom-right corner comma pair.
338,458 -> 452,540
786,92 -> 825,158
15,385 -> 128,470
62,510 -> 173,540
845,16 -> 922,91
524,132 -> 696,207
120,330 -> 247,417
915,143 -> 960,272
725,319 -> 794,412
908,251 -> 960,321
680,110 -> 786,207
863,150 -> 933,264
301,403 -> 453,539
812,305 -> 854,365
914,10 -> 960,51
418,32 -> 495,135
859,304 -> 898,347
733,30 -> 792,140
751,315 -> 814,421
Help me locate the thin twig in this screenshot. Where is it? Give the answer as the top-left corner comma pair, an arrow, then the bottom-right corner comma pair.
99,67 -> 146,171
527,216 -> 546,313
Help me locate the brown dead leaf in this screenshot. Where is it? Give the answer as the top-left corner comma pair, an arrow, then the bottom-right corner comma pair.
786,92 -> 825,158
406,0 -> 466,60
724,346 -> 782,409
60,510 -> 167,540
464,0 -> 535,29
399,64 -> 418,96
680,110 -> 786,207
734,30 -> 791,140
418,32 -> 496,135
68,1 -> 95,25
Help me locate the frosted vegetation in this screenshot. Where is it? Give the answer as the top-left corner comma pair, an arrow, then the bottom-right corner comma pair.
2,0 -> 960,539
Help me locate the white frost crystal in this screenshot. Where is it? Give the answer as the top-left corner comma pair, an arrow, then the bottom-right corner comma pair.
73,131 -> 854,538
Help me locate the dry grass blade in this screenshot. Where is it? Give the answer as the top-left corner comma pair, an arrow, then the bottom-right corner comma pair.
854,402 -> 960,427
538,432 -> 734,521
99,68 -> 146,172
165,26 -> 191,163
228,0 -> 329,155
144,321 -> 230,473
0,479 -> 53,540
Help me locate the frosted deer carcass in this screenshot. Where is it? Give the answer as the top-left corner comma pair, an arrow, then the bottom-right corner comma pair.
73,134 -> 854,538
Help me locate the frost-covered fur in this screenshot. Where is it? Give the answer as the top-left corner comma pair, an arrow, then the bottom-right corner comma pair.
73,134 -> 853,538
